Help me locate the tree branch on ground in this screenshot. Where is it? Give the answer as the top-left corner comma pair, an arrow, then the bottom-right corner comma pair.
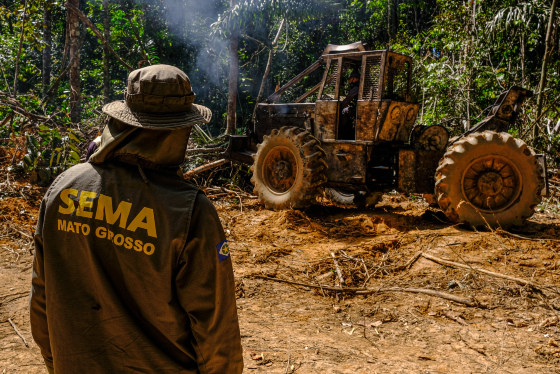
256,275 -> 483,308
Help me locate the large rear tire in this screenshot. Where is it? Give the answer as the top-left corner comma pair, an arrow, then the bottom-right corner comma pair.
251,127 -> 327,209
435,131 -> 543,228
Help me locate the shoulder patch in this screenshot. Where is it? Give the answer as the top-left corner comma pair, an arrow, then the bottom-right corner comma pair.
216,240 -> 230,262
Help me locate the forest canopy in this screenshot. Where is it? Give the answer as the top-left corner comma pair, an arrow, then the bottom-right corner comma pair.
0,0 -> 559,180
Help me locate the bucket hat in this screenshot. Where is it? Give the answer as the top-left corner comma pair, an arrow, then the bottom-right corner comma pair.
102,64 -> 212,129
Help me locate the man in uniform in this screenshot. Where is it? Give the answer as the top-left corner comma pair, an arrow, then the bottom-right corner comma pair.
30,64 -> 243,373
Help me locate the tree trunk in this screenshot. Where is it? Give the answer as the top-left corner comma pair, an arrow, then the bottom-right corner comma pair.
226,32 -> 239,135
13,0 -> 28,97
391,0 -> 398,38
226,0 -> 239,135
387,0 -> 391,41
42,2 -> 52,97
535,0 -> 558,139
413,0 -> 419,34
68,0 -> 81,124
252,18 -> 285,121
103,0 -> 110,103
520,33 -> 526,86
65,1 -> 132,72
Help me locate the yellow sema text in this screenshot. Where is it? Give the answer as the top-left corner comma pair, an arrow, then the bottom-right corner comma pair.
56,188 -> 157,255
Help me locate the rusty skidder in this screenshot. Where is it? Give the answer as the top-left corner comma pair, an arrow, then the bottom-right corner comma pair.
225,42 -> 547,229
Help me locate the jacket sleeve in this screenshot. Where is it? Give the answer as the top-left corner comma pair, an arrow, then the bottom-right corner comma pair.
175,192 -> 243,374
30,199 -> 54,369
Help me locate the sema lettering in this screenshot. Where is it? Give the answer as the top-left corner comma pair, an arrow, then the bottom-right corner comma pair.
58,188 -> 157,238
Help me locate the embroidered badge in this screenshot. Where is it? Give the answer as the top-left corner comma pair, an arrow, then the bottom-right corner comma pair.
216,240 -> 230,262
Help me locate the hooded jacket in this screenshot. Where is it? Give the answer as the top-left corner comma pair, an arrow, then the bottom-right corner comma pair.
30,119 -> 243,373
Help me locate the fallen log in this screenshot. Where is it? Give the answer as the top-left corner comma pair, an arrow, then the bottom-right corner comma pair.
183,158 -> 229,179
186,147 -> 225,155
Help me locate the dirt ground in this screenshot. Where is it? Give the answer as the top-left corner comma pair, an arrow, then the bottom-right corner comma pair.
1,144 -> 560,373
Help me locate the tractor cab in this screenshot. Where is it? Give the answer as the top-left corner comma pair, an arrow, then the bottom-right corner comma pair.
314,46 -> 418,144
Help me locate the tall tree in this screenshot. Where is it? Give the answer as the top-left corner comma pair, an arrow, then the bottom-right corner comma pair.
535,0 -> 558,138
42,1 -> 53,97
252,18 -> 285,121
12,0 -> 28,97
68,0 -> 81,123
102,0 -> 110,103
227,0 -> 239,135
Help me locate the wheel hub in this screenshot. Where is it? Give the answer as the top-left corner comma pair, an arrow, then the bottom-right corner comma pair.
462,156 -> 521,212
477,172 -> 503,196
262,146 -> 298,193
273,160 -> 291,180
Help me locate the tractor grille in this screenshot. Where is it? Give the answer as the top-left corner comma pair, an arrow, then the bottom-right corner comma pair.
363,56 -> 381,100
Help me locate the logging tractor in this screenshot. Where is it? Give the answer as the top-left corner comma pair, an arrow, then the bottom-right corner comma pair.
225,42 -> 547,229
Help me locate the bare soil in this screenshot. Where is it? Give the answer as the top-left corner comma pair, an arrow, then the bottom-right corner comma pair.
2,143 -> 560,373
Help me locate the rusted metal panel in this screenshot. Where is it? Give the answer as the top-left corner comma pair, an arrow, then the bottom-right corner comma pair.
355,101 -> 379,141
315,100 -> 338,141
398,149 -> 443,193
398,150 -> 416,193
376,102 -> 419,142
322,142 -> 367,184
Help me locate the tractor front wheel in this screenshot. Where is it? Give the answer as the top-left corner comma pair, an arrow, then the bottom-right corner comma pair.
251,127 -> 327,209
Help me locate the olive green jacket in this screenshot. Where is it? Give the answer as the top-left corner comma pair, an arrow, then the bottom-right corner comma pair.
30,121 -> 243,373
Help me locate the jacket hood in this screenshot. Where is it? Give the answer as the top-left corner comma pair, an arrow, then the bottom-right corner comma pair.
88,118 -> 190,169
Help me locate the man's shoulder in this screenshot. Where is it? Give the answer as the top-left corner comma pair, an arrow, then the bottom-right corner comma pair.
50,162 -> 96,185
62,161 -> 95,175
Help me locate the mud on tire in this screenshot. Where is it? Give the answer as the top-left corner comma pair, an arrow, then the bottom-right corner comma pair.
251,127 -> 327,210
435,131 -> 544,229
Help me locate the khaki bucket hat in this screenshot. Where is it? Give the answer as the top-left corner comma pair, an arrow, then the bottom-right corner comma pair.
102,64 -> 212,129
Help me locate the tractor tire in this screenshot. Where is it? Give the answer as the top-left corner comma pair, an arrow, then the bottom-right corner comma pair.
324,188 -> 355,207
251,127 -> 327,210
435,131 -> 544,229
325,188 -> 382,209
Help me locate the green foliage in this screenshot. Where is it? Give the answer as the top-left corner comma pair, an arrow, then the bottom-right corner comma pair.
23,126 -> 82,170
1,0 -> 560,177
211,0 -> 341,38
18,125 -> 84,186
